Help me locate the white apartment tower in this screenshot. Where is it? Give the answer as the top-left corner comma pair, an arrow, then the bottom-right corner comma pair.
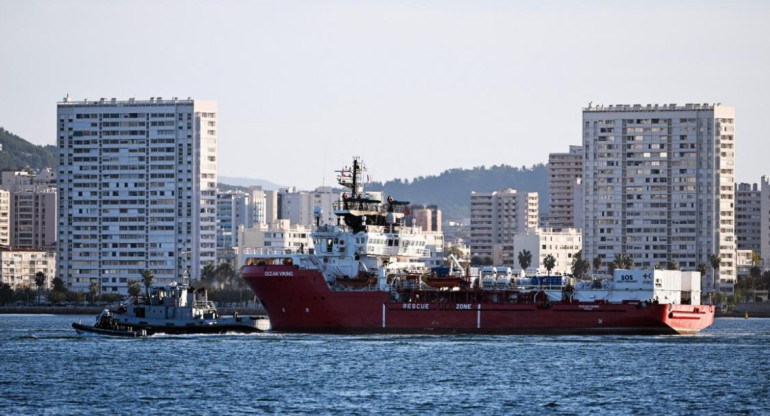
759,176 -> 770,268
582,103 -> 736,293
470,189 -> 538,261
548,145 -> 583,230
57,97 -> 218,294
0,189 -> 9,246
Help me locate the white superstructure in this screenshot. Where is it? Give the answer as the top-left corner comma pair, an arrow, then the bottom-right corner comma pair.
57,97 -> 217,294
582,103 -> 736,294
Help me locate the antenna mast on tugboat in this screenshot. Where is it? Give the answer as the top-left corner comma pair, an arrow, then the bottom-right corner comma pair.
178,243 -> 191,287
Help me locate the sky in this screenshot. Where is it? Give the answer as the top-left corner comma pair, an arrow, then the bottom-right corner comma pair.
1,0 -> 768,189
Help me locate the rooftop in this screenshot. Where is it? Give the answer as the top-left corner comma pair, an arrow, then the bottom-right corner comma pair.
57,95 -> 195,106
583,103 -> 725,112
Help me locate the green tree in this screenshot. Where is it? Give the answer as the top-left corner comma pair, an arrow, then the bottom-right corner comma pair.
444,245 -> 465,265
140,269 -> 155,301
697,263 -> 707,277
481,257 -> 494,266
201,263 -> 216,284
543,254 -> 556,276
89,280 -> 99,304
709,254 -> 721,292
570,250 -> 590,280
592,256 -> 602,276
608,261 -> 617,276
51,277 -> 66,293
518,250 -> 532,273
215,262 -> 235,289
666,259 -> 679,270
613,253 -> 633,270
34,272 -> 46,304
0,283 -> 14,305
127,279 -> 142,298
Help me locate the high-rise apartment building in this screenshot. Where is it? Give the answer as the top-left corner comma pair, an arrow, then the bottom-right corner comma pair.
216,191 -> 248,249
547,145 -> 583,230
57,97 -> 218,293
412,204 -> 442,233
759,176 -> 770,268
0,189 -> 9,246
10,188 -> 57,249
279,186 -> 341,227
470,189 -> 538,262
735,182 -> 761,255
582,103 -> 735,293
246,186 -> 277,227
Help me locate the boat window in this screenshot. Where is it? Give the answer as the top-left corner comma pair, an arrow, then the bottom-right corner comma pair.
326,239 -> 333,252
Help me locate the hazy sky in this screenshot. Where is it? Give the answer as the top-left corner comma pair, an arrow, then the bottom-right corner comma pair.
1,0 -> 768,189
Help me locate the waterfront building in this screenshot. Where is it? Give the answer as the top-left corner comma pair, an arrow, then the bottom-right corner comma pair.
547,145 -> 583,230
759,176 -> 770,269
582,103 -> 736,293
0,247 -> 55,290
279,186 -> 342,227
246,186 -> 277,227
0,189 -> 9,246
57,96 -> 218,294
735,182 -> 761,255
470,189 -> 538,262
412,204 -> 442,233
216,190 -> 248,249
512,227 -> 582,275
237,220 -> 313,267
10,187 -> 57,249
1,169 -> 56,190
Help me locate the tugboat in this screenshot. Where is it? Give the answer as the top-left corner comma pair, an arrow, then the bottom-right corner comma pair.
241,157 -> 715,335
72,269 -> 269,336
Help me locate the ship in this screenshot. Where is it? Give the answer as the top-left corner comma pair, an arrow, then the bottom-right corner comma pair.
241,157 -> 714,335
73,279 -> 269,337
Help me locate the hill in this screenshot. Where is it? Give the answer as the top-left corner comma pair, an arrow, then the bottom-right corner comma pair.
0,127 -> 57,171
366,163 -> 549,220
218,176 -> 283,191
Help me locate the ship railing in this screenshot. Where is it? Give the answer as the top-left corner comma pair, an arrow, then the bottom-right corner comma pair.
242,247 -> 309,256
333,201 -> 411,215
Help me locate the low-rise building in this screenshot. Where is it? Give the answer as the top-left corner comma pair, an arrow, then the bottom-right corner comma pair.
512,227 -> 582,275
0,247 -> 55,290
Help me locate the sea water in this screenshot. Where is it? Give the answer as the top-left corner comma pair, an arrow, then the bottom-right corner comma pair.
0,315 -> 768,415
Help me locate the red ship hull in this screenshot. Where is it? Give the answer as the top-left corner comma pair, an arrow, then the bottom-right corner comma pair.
242,265 -> 715,335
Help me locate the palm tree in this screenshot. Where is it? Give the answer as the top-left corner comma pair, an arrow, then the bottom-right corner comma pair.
518,250 -> 532,274
127,279 -> 142,298
613,253 -> 633,270
543,254 -> 556,276
592,256 -> 602,277
89,280 -> 99,304
665,259 -> 679,270
697,263 -> 707,277
34,272 -> 46,304
140,269 -> 155,302
201,263 -> 216,285
709,254 -> 721,292
215,262 -> 235,289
